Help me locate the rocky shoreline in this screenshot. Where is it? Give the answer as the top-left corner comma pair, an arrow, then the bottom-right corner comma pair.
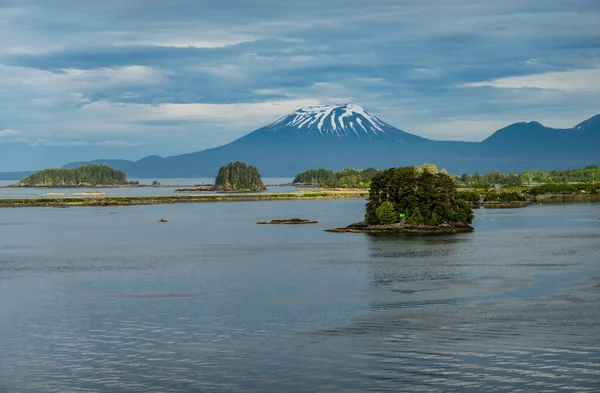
257,218 -> 318,224
326,222 -> 474,234
482,201 -> 531,208
174,185 -> 216,192
0,191 -> 368,208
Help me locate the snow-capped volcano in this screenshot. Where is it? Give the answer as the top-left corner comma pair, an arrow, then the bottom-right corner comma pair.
63,107 -> 600,177
267,104 -> 391,138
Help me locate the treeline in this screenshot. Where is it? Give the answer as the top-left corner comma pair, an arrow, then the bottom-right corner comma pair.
459,165 -> 600,187
293,164 -> 445,189
528,183 -> 600,195
20,164 -> 128,186
293,168 -> 378,188
214,161 -> 266,191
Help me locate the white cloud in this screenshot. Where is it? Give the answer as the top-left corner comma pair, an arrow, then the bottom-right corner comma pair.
0,129 -> 22,138
77,98 -> 323,126
466,66 -> 600,92
30,139 -> 144,147
0,128 -> 29,143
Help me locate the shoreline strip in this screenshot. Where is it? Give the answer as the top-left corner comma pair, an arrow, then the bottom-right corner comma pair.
0,191 -> 368,208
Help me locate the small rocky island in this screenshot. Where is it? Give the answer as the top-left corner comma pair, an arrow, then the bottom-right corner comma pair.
328,164 -> 475,235
327,222 -> 473,234
257,218 -> 318,224
214,161 -> 267,192
174,184 -> 215,192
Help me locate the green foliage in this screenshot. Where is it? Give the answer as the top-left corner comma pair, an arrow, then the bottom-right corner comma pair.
20,164 -> 128,186
365,166 -> 474,226
293,167 -> 378,188
483,191 -> 526,202
528,183 -> 600,195
458,166 -> 600,187
214,161 -> 265,191
415,163 -> 439,175
458,171 -> 522,187
375,201 -> 398,225
457,190 -> 481,203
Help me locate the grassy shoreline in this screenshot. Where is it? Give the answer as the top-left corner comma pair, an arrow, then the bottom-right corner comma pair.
0,191 -> 368,208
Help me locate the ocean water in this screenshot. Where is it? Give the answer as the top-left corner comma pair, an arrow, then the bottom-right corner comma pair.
0,201 -> 599,392
0,178 -> 296,199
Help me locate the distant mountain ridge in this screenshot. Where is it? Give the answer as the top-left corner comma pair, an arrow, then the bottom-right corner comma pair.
63,104 -> 600,177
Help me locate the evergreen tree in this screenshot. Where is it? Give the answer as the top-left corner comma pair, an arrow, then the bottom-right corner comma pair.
214,162 -> 266,191
365,166 -> 473,225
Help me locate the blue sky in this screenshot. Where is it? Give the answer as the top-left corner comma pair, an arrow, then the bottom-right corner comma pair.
1,0 -> 599,170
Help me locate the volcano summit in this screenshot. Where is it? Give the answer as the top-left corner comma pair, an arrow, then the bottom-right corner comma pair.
64,104 -> 599,177
269,104 -> 395,138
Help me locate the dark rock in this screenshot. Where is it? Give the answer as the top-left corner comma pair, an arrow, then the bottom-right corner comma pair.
257,218 -> 318,225
326,221 -> 473,234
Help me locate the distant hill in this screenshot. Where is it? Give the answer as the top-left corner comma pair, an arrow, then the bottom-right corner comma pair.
62,104 -> 600,177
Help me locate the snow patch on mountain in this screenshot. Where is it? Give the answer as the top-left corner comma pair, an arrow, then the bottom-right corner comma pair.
270,104 -> 389,138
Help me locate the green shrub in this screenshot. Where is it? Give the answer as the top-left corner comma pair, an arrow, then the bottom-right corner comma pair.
457,190 -> 481,203
375,201 -> 398,225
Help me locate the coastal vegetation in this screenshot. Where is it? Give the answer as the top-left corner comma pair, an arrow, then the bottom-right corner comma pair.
214,162 -> 266,192
364,166 -> 474,226
483,191 -> 527,203
458,165 -> 600,188
527,183 -> 600,195
293,164 -> 446,189
293,168 -> 378,188
18,164 -> 129,186
457,190 -> 482,204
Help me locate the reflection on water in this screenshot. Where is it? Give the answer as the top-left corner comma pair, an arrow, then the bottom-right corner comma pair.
0,201 -> 599,392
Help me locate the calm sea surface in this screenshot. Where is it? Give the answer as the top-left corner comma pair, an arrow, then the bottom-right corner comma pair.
0,178 -> 296,198
0,201 -> 599,392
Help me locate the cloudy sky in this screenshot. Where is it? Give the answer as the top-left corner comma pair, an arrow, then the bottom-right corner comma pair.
1,0 -> 599,170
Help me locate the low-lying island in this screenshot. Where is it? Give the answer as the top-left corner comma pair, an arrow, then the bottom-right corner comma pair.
326,221 -> 474,234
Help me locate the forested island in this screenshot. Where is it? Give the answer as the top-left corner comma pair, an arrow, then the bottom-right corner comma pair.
14,164 -> 132,187
214,162 -> 266,192
328,165 -> 474,234
293,168 -> 379,188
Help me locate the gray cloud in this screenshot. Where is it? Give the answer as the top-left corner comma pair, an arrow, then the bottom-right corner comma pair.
0,0 -> 599,169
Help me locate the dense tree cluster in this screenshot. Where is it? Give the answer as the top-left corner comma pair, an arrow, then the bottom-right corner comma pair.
456,190 -> 481,203
528,183 -> 600,195
214,161 -> 266,191
293,164 -> 447,189
293,168 -> 378,188
459,165 -> 600,188
365,166 -> 474,226
20,164 -> 128,186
